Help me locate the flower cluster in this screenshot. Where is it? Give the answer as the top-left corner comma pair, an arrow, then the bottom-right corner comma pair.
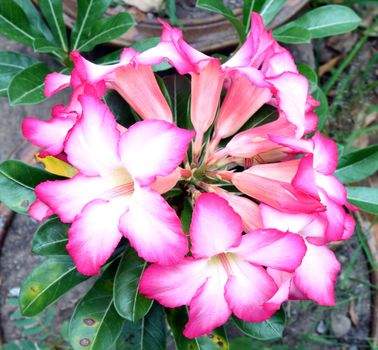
23,13 -> 356,338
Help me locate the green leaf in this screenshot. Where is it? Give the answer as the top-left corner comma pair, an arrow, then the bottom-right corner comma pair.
103,90 -> 136,128
32,217 -> 69,256
13,0 -> 54,42
243,0 -> 266,33
38,0 -> 68,51
0,0 -> 37,46
0,160 -> 59,214
113,304 -> 166,350
71,0 -> 112,51
312,87 -> 328,131
19,256 -> 88,316
280,5 -> 361,39
166,307 -> 229,350
259,0 -> 286,26
196,0 -> 245,43
180,197 -> 193,234
297,63 -> 318,86
69,263 -> 125,350
346,187 -> 378,215
113,248 -> 153,322
76,12 -> 135,52
0,52 -> 37,97
32,37 -> 63,55
232,308 -> 286,340
8,62 -> 50,105
273,26 -> 311,44
335,144 -> 378,184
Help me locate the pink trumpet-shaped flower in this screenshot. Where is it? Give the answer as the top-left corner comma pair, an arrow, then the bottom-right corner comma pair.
260,204 -> 341,306
31,94 -> 193,275
140,193 -> 306,338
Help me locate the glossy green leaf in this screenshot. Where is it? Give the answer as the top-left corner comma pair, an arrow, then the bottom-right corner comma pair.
70,263 -> 124,350
0,0 -> 38,46
232,308 -> 286,340
180,197 -> 193,234
260,0 -> 286,26
32,37 -> 63,55
243,0 -> 265,33
273,26 -> 311,44
312,87 -> 328,131
196,0 -> 245,42
19,256 -> 87,316
114,249 -> 153,322
71,0 -> 112,51
103,90 -> 136,128
0,160 -> 59,214
76,12 -> 135,52
113,304 -> 166,350
32,217 -> 69,256
38,0 -> 68,51
0,52 -> 37,96
346,187 -> 378,215
335,144 -> 378,184
8,63 -> 50,105
297,63 -> 318,86
279,5 -> 361,39
166,307 -> 229,350
13,0 -> 54,42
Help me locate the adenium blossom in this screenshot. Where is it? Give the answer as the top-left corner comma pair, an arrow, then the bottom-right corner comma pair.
30,94 -> 193,275
140,193 -> 307,338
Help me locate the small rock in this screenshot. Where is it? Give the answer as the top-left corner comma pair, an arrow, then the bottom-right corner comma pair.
316,320 -> 327,334
349,346 -> 358,350
331,313 -> 352,338
8,287 -> 20,297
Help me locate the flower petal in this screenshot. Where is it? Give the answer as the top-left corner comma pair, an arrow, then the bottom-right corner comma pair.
119,120 -> 194,185
184,262 -> 231,338
67,198 -> 125,275
119,185 -> 188,264
190,193 -> 243,258
35,175 -> 118,223
294,242 -> 340,306
22,116 -> 76,157
231,229 -> 306,272
140,258 -> 208,308
113,65 -> 172,122
44,72 -> 71,97
65,94 -> 121,176
225,257 -> 277,322
28,199 -> 53,222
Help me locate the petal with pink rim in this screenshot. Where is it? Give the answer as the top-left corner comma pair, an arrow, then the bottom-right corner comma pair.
265,268 -> 293,311
35,174 -> 119,223
225,257 -> 277,322
232,172 -> 324,213
230,229 -> 306,272
67,198 -> 126,275
294,242 -> 340,306
266,72 -> 308,138
44,72 -> 71,97
119,185 -> 188,264
65,94 -> 121,176
28,199 -> 53,222
22,116 -> 76,157
119,120 -> 194,186
184,262 -> 231,338
140,258 -> 208,308
189,193 -> 242,259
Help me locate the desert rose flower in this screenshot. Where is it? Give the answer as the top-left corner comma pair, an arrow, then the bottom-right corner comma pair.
30,94 -> 193,275
140,193 -> 307,338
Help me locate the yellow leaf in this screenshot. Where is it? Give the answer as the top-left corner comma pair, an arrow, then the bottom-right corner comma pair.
36,154 -> 77,178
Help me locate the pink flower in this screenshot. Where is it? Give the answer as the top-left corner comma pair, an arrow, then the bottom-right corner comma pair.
140,193 -> 306,338
260,204 -> 341,306
31,94 -> 193,275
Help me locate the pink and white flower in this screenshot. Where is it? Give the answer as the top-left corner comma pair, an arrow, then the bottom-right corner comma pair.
30,94 -> 193,275
140,193 -> 306,338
